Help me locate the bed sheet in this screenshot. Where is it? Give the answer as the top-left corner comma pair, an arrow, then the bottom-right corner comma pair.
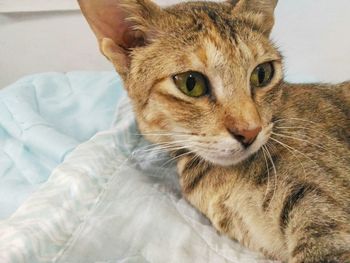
0,71 -> 280,262
0,71 -> 123,219
0,94 -> 275,263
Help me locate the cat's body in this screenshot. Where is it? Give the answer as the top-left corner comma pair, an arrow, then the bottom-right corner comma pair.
78,0 -> 350,262
179,82 -> 350,262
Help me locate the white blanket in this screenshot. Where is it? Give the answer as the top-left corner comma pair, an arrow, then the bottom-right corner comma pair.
0,97 -> 276,263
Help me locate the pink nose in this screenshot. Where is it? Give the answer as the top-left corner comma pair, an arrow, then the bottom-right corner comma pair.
227,126 -> 262,147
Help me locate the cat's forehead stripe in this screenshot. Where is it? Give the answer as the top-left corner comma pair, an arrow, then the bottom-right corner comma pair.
203,40 -> 226,100
204,40 -> 226,67
195,47 -> 208,67
167,2 -> 239,43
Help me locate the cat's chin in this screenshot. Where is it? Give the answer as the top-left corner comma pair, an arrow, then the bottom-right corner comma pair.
203,154 -> 250,167
201,148 -> 258,167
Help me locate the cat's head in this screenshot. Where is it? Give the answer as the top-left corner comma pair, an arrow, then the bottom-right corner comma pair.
79,0 -> 283,166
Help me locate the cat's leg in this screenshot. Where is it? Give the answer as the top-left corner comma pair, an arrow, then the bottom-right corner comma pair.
288,236 -> 350,263
287,227 -> 350,262
280,184 -> 350,263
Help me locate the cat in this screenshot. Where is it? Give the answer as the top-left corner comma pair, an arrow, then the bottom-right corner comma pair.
78,0 -> 350,262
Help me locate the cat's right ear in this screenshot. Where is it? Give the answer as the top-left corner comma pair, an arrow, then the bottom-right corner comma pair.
78,0 -> 161,79
229,0 -> 278,36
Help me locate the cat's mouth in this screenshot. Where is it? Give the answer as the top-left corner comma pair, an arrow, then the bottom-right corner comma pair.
195,124 -> 273,167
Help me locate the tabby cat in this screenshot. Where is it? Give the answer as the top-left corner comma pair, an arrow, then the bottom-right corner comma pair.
78,0 -> 350,262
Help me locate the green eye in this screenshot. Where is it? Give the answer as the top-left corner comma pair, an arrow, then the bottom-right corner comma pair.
250,62 -> 274,87
173,71 -> 208,97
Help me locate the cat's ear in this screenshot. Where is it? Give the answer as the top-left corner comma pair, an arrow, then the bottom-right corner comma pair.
78,0 -> 161,78
230,0 -> 278,36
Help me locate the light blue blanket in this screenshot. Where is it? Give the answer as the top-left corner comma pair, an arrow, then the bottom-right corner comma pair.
0,72 -> 269,263
0,71 -> 124,219
0,71 -> 313,262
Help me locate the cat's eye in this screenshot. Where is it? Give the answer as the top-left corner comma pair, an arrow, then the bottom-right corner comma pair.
173,71 -> 208,98
250,62 -> 275,88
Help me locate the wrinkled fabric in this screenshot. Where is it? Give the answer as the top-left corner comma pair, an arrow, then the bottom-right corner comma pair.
0,72 -> 279,262
0,71 -> 123,218
0,96 -> 276,263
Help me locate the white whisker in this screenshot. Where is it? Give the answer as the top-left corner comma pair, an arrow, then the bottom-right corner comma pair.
271,132 -> 340,159
161,150 -> 198,168
274,126 -> 340,144
274,117 -> 322,127
264,144 -> 278,210
269,137 -> 318,168
269,136 -> 308,180
261,146 -> 271,203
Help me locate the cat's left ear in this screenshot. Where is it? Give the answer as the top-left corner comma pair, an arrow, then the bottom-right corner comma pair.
78,0 -> 162,79
229,0 -> 278,36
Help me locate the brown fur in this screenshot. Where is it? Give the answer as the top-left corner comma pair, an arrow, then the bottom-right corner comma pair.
78,0 -> 350,262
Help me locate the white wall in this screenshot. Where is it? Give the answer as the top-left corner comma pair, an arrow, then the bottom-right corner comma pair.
0,0 -> 349,88
0,10 -> 112,89
272,0 -> 350,83
0,0 -> 79,13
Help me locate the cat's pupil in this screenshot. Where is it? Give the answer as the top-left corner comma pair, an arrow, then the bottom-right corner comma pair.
186,75 -> 197,91
258,67 -> 266,84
